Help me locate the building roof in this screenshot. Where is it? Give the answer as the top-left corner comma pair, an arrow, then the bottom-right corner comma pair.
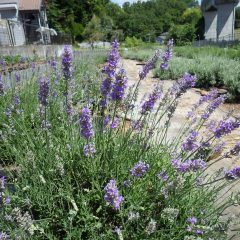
19,0 -> 42,11
202,0 -> 240,11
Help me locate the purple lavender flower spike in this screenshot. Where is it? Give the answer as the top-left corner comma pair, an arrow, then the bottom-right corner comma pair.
187,217 -> 197,225
62,45 -> 73,80
83,143 -> 96,157
110,117 -> 120,129
225,166 -> 240,180
172,158 -> 206,173
104,179 -> 124,210
79,107 -> 94,139
214,120 -> 240,138
101,39 -> 120,102
139,49 -> 161,80
160,39 -> 173,71
170,73 -> 196,96
130,161 -> 150,177
229,142 -> 240,156
111,68 -> 128,102
15,72 -> 21,83
141,85 -> 162,114
201,95 -> 225,120
38,77 -> 50,106
0,75 -> 4,95
182,131 -> 199,152
0,176 -> 6,189
13,94 -> 20,106
157,171 -> 169,182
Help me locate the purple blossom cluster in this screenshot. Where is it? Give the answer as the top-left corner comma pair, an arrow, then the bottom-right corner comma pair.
214,120 -> 240,138
79,107 -> 94,139
182,131 -> 199,152
229,142 -> 240,156
0,75 -> 4,95
141,86 -> 162,114
130,161 -> 150,177
139,49 -> 161,80
83,143 -> 96,157
187,89 -> 218,119
157,171 -> 169,182
15,72 -> 21,83
172,159 -> 206,173
111,68 -> 128,101
160,39 -> 174,71
201,95 -> 225,119
104,179 -> 124,210
101,40 -> 120,102
38,77 -> 50,106
62,45 -> 73,80
225,166 -> 240,180
186,217 -> 204,235
0,176 -> 11,206
170,73 -> 196,96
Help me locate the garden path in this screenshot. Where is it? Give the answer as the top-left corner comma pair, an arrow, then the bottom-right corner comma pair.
122,58 -> 240,238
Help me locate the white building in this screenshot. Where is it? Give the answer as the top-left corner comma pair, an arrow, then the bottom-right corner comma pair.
202,0 -> 240,41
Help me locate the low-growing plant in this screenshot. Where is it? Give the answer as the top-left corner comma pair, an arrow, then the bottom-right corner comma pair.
0,40 -> 240,239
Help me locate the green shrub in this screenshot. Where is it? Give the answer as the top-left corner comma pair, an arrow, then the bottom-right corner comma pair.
123,36 -> 144,48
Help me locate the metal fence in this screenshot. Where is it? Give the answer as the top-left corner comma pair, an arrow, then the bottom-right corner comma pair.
0,19 -> 72,47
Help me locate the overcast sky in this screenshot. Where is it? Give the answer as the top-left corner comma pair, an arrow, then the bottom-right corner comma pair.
112,0 -> 202,6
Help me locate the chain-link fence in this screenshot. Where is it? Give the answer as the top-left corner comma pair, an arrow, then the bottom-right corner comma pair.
0,19 -> 71,46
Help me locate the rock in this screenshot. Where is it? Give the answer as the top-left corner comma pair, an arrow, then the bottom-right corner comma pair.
200,90 -> 209,96
218,88 -> 228,95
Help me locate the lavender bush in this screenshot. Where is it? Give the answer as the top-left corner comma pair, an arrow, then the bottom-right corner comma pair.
0,41 -> 239,239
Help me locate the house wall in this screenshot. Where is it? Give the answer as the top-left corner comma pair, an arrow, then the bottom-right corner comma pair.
217,3 -> 235,39
204,11 -> 218,39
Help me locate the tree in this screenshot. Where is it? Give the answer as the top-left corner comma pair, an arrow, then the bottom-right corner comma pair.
181,7 -> 202,25
83,15 -> 102,47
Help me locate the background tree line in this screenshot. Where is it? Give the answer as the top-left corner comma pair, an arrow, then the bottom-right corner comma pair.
46,0 -> 202,45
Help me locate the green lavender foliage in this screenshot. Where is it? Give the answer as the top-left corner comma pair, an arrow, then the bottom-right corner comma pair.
0,47 -> 239,239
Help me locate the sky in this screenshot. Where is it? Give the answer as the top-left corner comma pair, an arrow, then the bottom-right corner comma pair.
112,0 -> 202,6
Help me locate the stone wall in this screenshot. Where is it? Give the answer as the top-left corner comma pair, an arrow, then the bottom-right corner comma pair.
0,44 -> 64,58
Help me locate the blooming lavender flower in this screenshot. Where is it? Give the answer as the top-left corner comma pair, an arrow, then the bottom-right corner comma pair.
172,159 -> 206,173
111,68 -> 128,101
104,179 -> 124,210
114,226 -> 123,240
110,117 -> 120,129
157,171 -> 169,182
229,142 -> 240,156
187,217 -> 198,225
182,131 -> 199,152
50,58 -> 57,72
15,72 -> 21,83
83,143 -> 96,157
13,94 -> 21,106
141,86 -> 162,114
0,75 -> 4,95
139,49 -> 161,80
225,166 -> 240,180
101,40 -> 120,104
131,120 -> 143,132
0,176 -> 6,189
187,89 -> 218,119
38,77 -> 50,106
214,120 -> 240,138
79,107 -> 94,139
160,39 -> 173,71
201,95 -> 225,120
213,141 -> 225,153
170,73 -> 196,96
130,161 -> 150,177
62,45 -> 73,80
195,229 -> 204,235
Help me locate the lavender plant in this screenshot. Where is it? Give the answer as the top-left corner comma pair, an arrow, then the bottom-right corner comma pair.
0,41 -> 239,240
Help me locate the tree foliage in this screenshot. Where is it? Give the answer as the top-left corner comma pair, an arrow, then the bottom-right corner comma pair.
46,0 -> 200,42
